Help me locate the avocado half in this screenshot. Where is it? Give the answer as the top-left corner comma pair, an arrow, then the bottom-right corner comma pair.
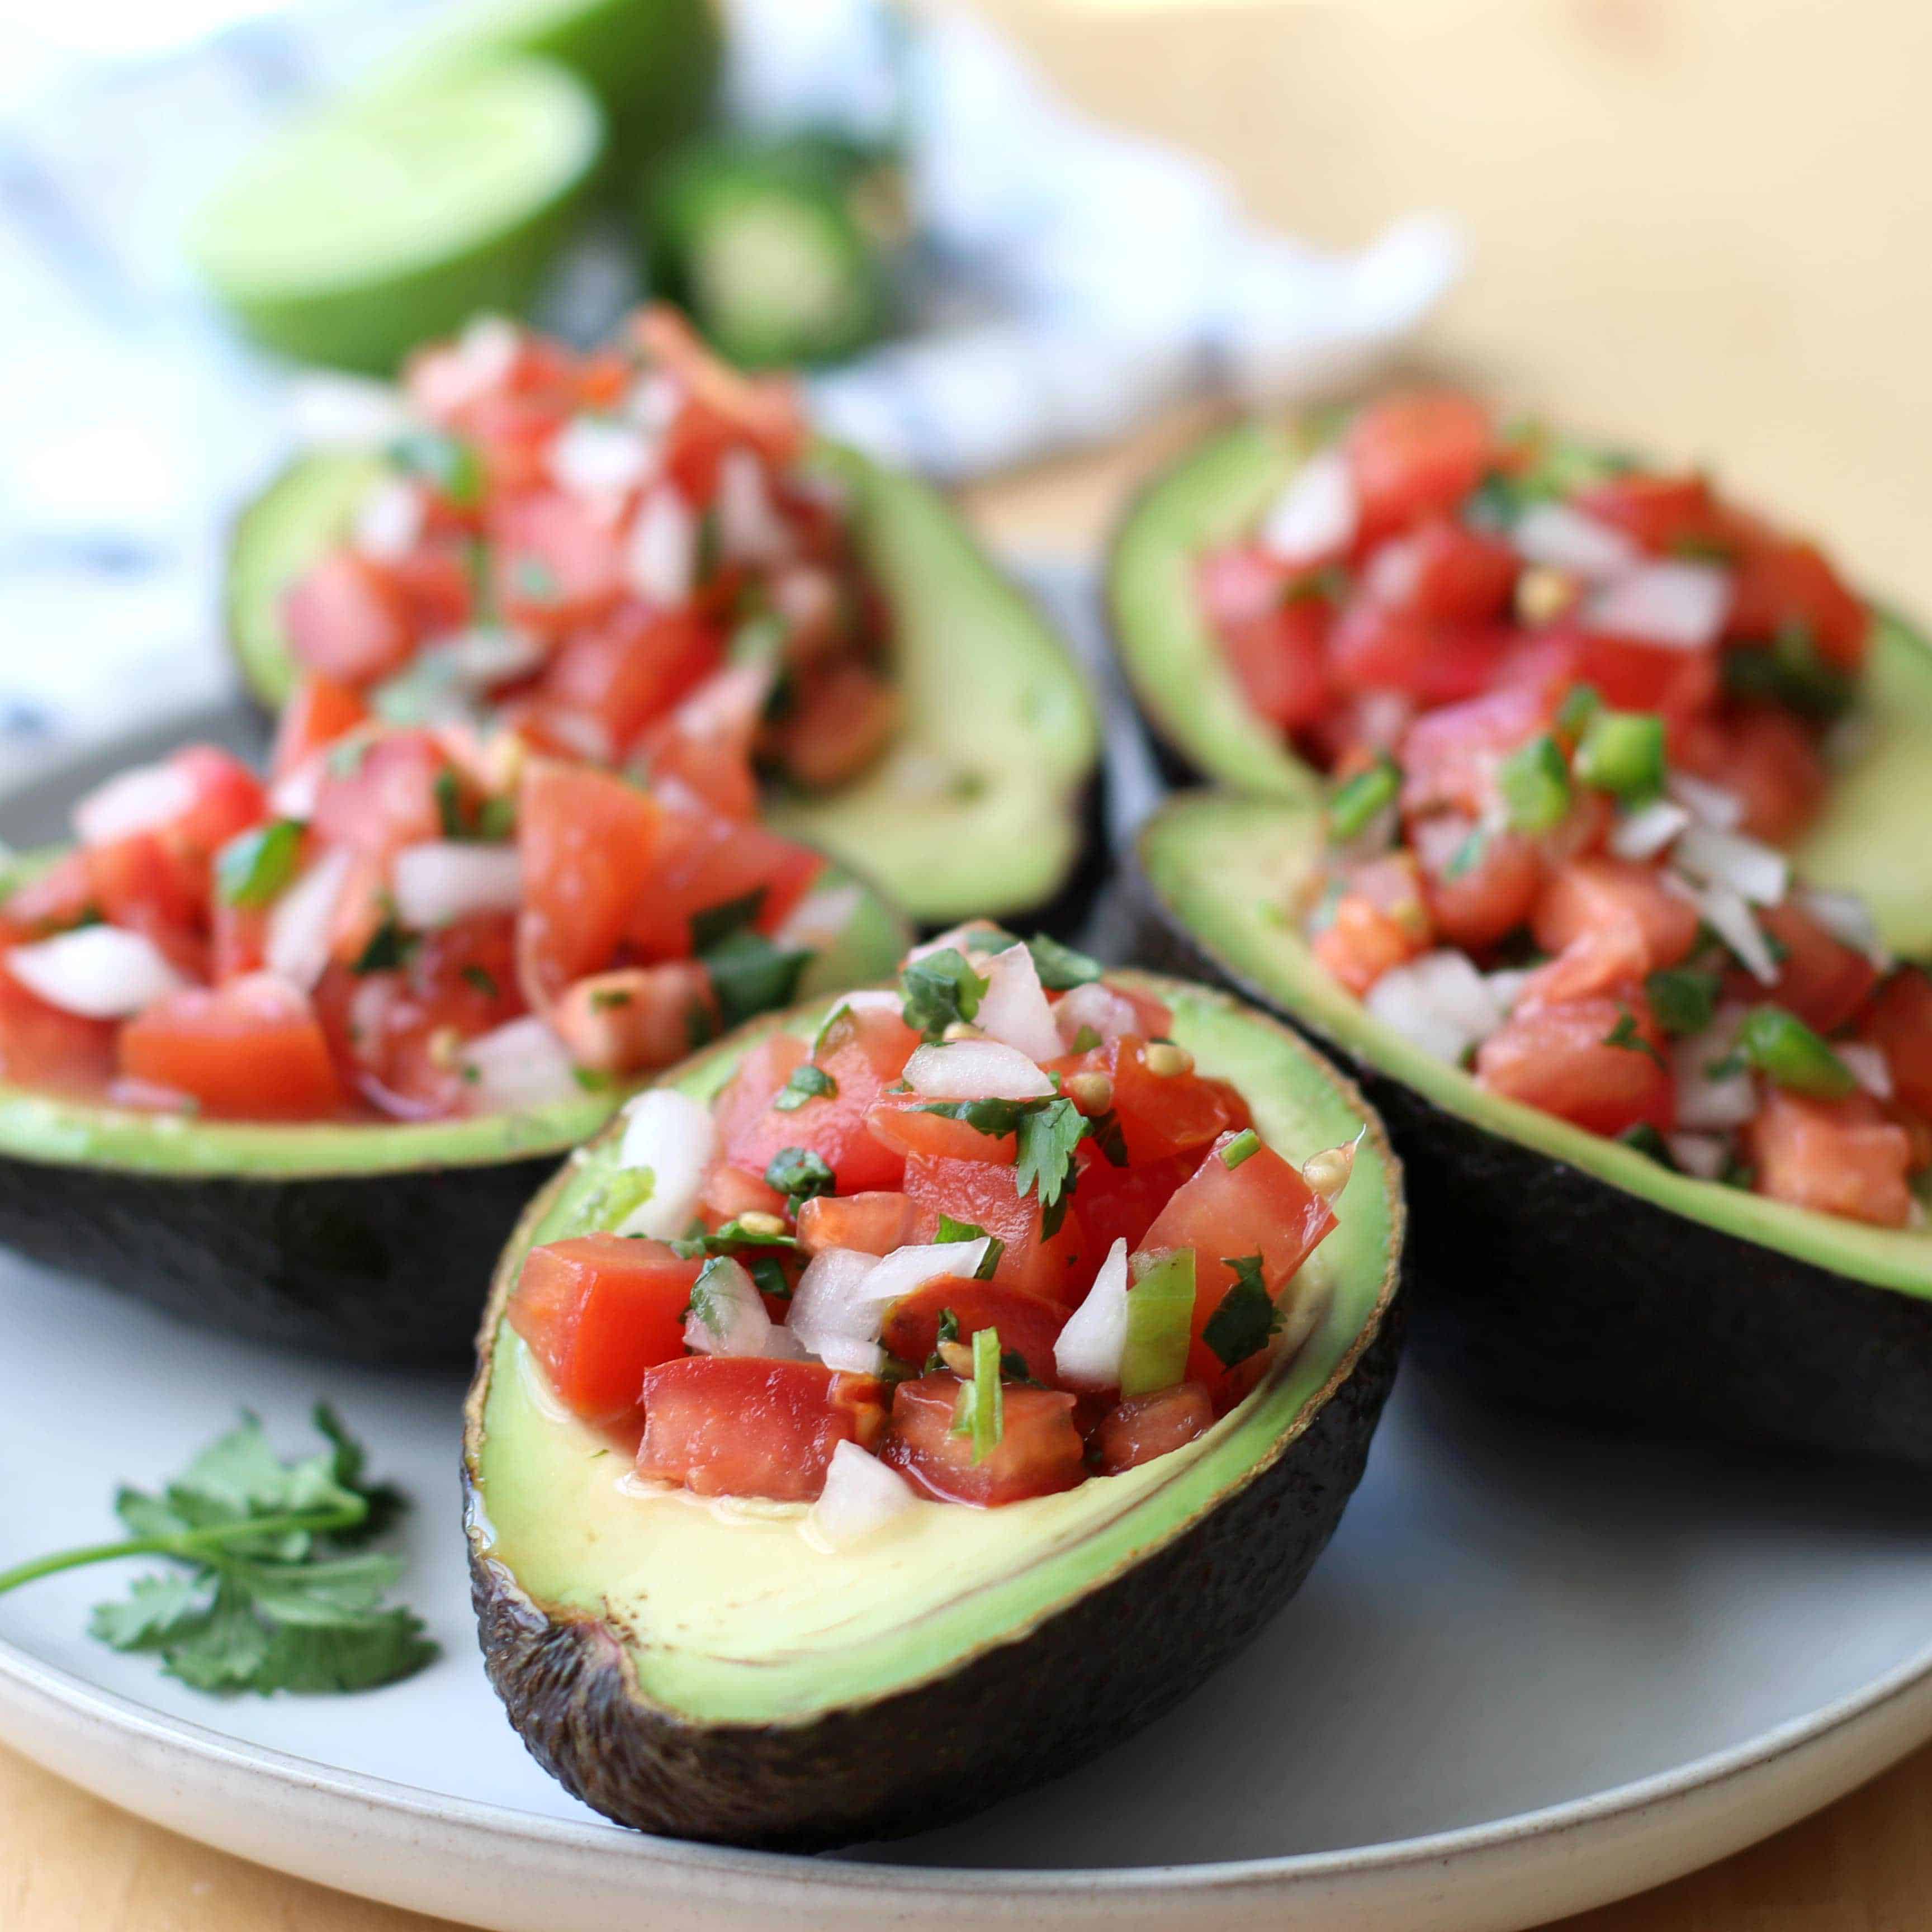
1131,790 -> 1932,1470
228,443 -> 1101,929
0,854 -> 906,1367
1107,418 -> 1932,955
463,969 -> 1405,1849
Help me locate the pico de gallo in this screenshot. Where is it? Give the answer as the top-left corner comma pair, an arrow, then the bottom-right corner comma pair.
0,715 -> 857,1121
1202,390 -> 1873,847
507,932 -> 1354,1534
1303,654 -> 1932,1230
278,301 -> 898,801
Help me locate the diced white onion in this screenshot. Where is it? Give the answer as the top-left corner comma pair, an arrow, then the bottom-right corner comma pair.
1799,887 -> 1888,967
423,627 -> 548,692
1510,501 -> 1639,579
786,1248 -> 888,1372
1258,448 -> 1357,567
859,1238 -> 993,1305
1365,950 -> 1507,1066
1667,770 -> 1746,829
805,1442 -> 918,1551
1667,1133 -> 1730,1180
614,1089 -> 718,1238
5,926 -> 184,1019
353,479 -> 425,561
264,847 -> 353,992
458,1016 -> 581,1114
1583,561 -> 1732,650
1609,799 -> 1690,862
1483,968 -> 1535,1017
623,369 -> 684,434
391,842 -> 523,929
268,757 -> 324,823
773,882 -> 862,954
1054,979 -> 1140,1051
1837,1041 -> 1894,1101
715,448 -> 792,565
904,1040 -> 1053,1102
683,1257 -> 773,1357
549,415 -> 656,496
1673,1015 -> 1759,1130
624,486 -> 698,606
1677,880 -> 1780,984
973,944 -> 1063,1063
1053,1238 -> 1129,1391
73,760 -> 194,847
415,315 -> 519,416
1673,825 -> 1789,907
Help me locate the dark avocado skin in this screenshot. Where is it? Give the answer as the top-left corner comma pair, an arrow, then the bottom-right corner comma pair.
463,1303 -> 1403,1851
1126,865 -> 1932,1472
0,1148 -> 560,1367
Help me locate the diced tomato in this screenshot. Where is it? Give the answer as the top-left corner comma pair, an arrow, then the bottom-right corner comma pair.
1532,859 -> 1701,974
1675,709 -> 1828,845
1197,544 -> 1293,630
0,930 -> 117,1092
1748,1089 -> 1913,1229
633,305 -> 807,471
316,913 -> 526,1118
1362,518 -> 1517,624
311,730 -> 452,860
621,795 -> 823,963
390,542 -> 473,639
1528,626 -> 1721,721
1742,902 -> 1879,1036
548,963 -> 718,1077
1474,994 -> 1674,1138
165,747 -> 270,860
282,550 -> 415,685
1398,683 -> 1557,820
633,665 -> 766,822
1726,537 -> 1870,670
1313,852 -> 1433,996
1328,606 -> 1510,706
1115,983 -> 1176,1040
636,1358 -> 886,1501
769,661 -> 903,792
880,1373 -> 1085,1507
1573,473 -> 1730,557
1863,970 -> 1932,1124
866,1089 -> 1020,1166
211,898 -> 269,982
85,836 -> 207,979
1344,391 -> 1494,543
1416,821 -> 1542,951
515,760 -> 662,1004
508,1234 -> 700,1426
878,1279 -> 1069,1388
727,1002 -> 918,1195
1069,1147 -> 1195,1259
902,1154 -> 1087,1305
1094,1382 -> 1215,1475
119,974 -> 342,1121
714,1032 -> 808,1159
1220,599 -> 1333,732
272,675 -> 369,778
488,491 -> 623,640
538,607 -> 723,756
1076,1035 -> 1236,1165
1138,1129 -> 1337,1388
3,851 -> 94,934
794,1189 -> 932,1256
1517,924 -> 1651,1009
698,1162 -> 790,1227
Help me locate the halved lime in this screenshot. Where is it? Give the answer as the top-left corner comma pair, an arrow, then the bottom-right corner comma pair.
190,58 -> 604,373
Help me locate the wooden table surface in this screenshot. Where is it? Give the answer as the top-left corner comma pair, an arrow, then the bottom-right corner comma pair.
8,0 -> 1932,1926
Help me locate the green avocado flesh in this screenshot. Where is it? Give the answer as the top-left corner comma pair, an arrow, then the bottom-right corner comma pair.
468,972 -> 1401,1731
1109,420 -> 1932,955
1137,790 -> 1932,1301
190,59 -> 603,374
0,856 -> 903,1179
228,442 -> 1100,926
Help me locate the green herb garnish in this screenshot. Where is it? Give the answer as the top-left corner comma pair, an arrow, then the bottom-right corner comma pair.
1554,683 -> 1603,746
690,889 -> 766,955
1734,1005 -> 1858,1099
0,1407 -> 433,1696
935,1215 -> 1003,1279
1616,1123 -> 1679,1169
765,1147 -> 836,1203
1602,1008 -> 1665,1068
1644,967 -> 1720,1039
215,820 -> 302,910
899,948 -> 988,1041
1574,708 -> 1667,804
1721,620 -> 1858,724
1220,1128 -> 1262,1169
351,917 -> 417,976
1201,1254 -> 1280,1370
1015,1098 -> 1087,1235
461,964 -> 500,1000
1328,755 -> 1401,842
1497,733 -> 1573,834
703,930 -> 810,1031
1025,934 -> 1104,991
386,428 -> 482,509
949,1325 -> 1004,1464
773,1063 -> 836,1112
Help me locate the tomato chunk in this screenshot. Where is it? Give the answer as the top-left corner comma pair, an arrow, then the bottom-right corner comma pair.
1327,607 -> 1510,706
1094,1383 -> 1215,1475
1676,709 -> 1828,845
878,1280 -> 1070,1388
119,974 -> 342,1121
902,1155 -> 1087,1306
881,1373 -> 1085,1507
1220,599 -> 1333,732
636,1359 -> 886,1501
1345,391 -> 1494,543
1313,853 -> 1432,996
866,1090 -> 1020,1166
1067,1147 -> 1195,1261
1748,1090 -> 1913,1229
282,550 -> 414,686
1417,823 -> 1542,952
1574,473 -> 1729,557
0,930 -> 117,1092
1862,970 -> 1932,1124
1532,859 -> 1701,974
795,1189 -> 931,1256
538,607 -> 723,756
509,1235 -> 702,1426
488,490 -> 623,639
1475,994 -> 1673,1138
1746,902 -> 1879,1036
272,675 -> 369,778
311,729 -> 452,860
1726,537 -> 1869,670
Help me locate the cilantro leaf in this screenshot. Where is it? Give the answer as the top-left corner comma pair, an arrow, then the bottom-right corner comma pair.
765,1147 -> 836,1202
690,889 -> 766,955
1201,1255 -> 1281,1369
702,930 -> 810,1031
2,1407 -> 432,1698
1015,1098 -> 1086,1232
773,1063 -> 836,1112
900,949 -> 988,1041
1603,1008 -> 1666,1068
1024,934 -> 1104,991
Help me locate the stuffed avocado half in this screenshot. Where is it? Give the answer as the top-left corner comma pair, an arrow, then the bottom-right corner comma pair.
0,841 -> 905,1367
228,439 -> 1100,930
1133,790 -> 1932,1469
464,967 -> 1404,1849
1108,414 -> 1932,955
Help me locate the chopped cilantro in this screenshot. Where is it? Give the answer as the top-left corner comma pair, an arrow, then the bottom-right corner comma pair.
434,767 -> 466,840
386,428 -> 482,509
773,1063 -> 836,1112
1645,967 -> 1720,1039
689,889 -> 766,955
1072,1024 -> 1102,1053
1328,755 -> 1401,842
1616,1123 -> 1679,1169
899,948 -> 988,1041
702,929 -> 810,1031
1602,1008 -> 1665,1068
764,1147 -> 835,1203
1015,1097 -> 1086,1234
461,964 -> 500,1000
1024,934 -> 1104,991
476,796 -> 516,842
351,917 -> 417,976
1201,1254 -> 1281,1370
215,820 -> 302,910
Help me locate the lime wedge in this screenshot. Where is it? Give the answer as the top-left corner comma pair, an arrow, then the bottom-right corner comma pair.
191,58 -> 604,373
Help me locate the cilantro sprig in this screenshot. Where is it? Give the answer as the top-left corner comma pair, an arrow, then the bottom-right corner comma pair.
0,1407 -> 434,1696
900,949 -> 988,1041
